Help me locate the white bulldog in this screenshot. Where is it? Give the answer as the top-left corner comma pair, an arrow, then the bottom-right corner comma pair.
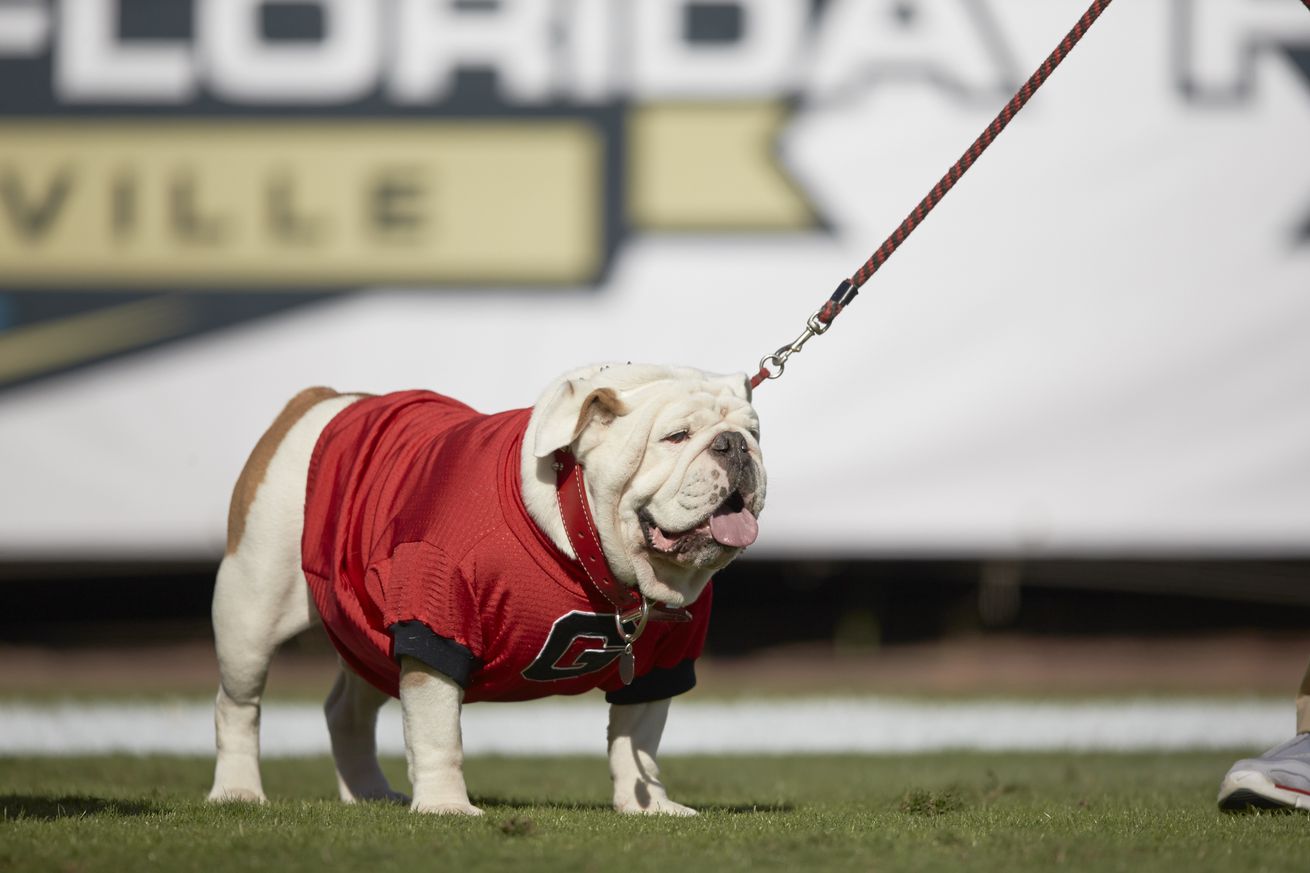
208,363 -> 766,816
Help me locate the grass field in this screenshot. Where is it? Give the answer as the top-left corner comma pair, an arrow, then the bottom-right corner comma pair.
1,751 -> 1304,872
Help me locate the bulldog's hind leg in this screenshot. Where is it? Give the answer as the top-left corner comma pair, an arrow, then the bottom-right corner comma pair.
208,388 -> 361,803
325,665 -> 408,804
208,552 -> 314,803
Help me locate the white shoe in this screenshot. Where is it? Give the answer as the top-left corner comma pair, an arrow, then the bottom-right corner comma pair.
1218,733 -> 1310,812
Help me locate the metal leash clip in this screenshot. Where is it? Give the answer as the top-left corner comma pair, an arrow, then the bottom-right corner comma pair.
755,279 -> 857,383
757,309 -> 831,382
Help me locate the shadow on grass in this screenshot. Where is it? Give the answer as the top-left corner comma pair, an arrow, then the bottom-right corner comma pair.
473,796 -> 794,814
695,803 -> 795,814
0,795 -> 157,821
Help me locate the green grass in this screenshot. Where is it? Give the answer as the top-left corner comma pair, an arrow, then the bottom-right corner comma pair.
0,752 -> 1304,872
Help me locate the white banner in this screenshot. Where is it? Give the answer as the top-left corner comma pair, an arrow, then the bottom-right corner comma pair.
0,0 -> 1307,559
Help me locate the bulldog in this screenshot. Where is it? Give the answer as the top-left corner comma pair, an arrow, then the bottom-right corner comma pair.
208,363 -> 766,816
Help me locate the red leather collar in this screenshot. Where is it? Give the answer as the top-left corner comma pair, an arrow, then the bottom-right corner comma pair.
553,449 -> 691,623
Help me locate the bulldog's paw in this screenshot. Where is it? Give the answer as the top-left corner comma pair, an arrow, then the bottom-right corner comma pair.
615,797 -> 698,817
207,787 -> 267,805
412,800 -> 485,817
347,789 -> 411,805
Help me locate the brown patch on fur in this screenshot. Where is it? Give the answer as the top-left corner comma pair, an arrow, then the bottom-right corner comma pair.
226,386 -> 341,555
399,659 -> 427,687
573,387 -> 625,439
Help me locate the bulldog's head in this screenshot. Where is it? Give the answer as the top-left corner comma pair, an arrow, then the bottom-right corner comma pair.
522,363 -> 766,608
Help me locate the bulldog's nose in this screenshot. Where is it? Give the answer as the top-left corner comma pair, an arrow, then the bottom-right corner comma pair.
711,430 -> 756,494
711,431 -> 749,456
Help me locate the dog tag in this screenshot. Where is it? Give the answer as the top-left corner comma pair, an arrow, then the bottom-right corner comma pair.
619,645 -> 635,685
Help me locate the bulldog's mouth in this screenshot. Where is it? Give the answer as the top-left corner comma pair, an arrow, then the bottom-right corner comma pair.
640,491 -> 759,554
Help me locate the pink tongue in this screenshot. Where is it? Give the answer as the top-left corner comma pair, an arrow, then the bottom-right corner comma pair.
709,507 -> 759,548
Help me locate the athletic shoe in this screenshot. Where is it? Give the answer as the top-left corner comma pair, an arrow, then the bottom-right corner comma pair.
1218,733 -> 1310,812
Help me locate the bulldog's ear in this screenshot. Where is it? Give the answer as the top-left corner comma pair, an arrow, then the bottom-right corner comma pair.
713,372 -> 752,402
532,382 -> 629,458
738,373 -> 753,403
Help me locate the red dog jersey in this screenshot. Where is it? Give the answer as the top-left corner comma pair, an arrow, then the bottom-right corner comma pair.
301,390 -> 712,703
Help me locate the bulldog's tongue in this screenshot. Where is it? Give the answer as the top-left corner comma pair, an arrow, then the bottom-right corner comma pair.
709,505 -> 758,548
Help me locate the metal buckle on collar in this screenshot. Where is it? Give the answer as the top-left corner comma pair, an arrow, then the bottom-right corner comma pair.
616,597 -> 652,644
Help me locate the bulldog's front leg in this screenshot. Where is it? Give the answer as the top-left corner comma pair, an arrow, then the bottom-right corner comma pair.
608,699 -> 696,816
398,657 -> 483,816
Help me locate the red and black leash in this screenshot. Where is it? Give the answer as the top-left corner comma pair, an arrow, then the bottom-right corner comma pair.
750,0 -> 1117,390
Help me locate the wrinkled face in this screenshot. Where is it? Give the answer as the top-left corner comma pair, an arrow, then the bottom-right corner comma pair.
526,364 -> 768,607
627,392 -> 763,567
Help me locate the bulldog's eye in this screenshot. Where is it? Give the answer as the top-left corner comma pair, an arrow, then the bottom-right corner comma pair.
663,430 -> 690,444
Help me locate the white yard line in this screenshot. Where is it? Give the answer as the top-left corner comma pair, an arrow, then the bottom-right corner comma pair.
0,697 -> 1290,757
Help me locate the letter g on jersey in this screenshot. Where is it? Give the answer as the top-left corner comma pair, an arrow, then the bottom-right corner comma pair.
522,611 -> 627,682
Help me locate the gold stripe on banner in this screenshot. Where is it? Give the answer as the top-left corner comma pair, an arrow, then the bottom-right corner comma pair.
0,121 -> 601,286
627,102 -> 815,231
0,296 -> 193,384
